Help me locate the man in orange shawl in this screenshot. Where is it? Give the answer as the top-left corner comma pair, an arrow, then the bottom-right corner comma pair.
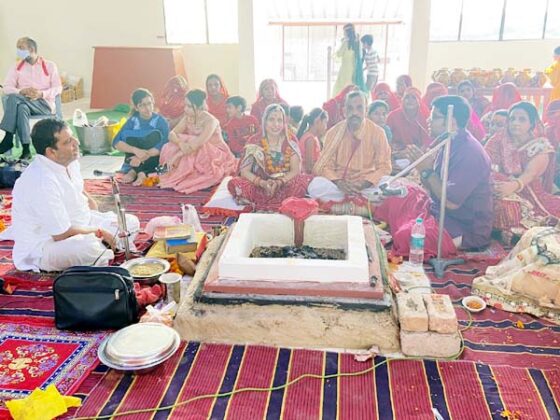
308,91 -> 392,207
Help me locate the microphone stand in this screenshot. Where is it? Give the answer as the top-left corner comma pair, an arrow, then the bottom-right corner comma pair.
109,175 -> 132,261
378,105 -> 463,278
428,105 -> 464,278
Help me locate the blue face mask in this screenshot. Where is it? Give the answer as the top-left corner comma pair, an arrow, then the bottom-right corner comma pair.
16,49 -> 30,60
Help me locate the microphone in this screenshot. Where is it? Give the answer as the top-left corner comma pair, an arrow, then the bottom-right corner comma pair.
379,183 -> 408,197
93,169 -> 117,177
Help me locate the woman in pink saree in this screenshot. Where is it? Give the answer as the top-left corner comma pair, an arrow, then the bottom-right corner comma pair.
485,101 -> 559,242
158,89 -> 237,194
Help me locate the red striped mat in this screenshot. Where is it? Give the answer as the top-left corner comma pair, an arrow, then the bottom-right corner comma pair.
69,342 -> 560,419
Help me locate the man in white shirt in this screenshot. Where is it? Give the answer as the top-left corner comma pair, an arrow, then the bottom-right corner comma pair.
6,118 -> 139,272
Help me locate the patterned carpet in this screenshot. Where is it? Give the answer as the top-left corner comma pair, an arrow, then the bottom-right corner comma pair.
70,343 -> 560,419
0,180 -> 558,418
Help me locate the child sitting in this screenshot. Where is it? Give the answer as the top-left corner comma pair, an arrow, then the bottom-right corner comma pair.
222,96 -> 259,157
113,88 -> 169,185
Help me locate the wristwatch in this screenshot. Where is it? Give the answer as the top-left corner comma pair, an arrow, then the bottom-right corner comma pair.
420,169 -> 434,180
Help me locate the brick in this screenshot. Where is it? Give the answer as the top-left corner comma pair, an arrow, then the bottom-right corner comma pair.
397,293 -> 428,332
423,294 -> 458,334
400,330 -> 462,358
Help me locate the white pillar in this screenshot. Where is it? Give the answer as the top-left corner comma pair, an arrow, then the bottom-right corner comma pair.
238,0 -> 257,102
408,0 -> 431,91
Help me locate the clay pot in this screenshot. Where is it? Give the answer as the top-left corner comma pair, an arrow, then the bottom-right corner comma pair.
432,68 -> 450,86
500,68 -> 516,84
449,68 -> 467,86
514,69 -> 531,87
485,70 -> 501,88
467,68 -> 484,88
529,71 -> 547,88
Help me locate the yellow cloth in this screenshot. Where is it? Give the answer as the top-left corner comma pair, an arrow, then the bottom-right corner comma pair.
545,61 -> 560,102
332,40 -> 356,98
146,232 -> 205,259
5,384 -> 81,420
313,119 -> 392,186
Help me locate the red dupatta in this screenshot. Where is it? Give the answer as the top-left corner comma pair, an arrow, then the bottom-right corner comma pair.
158,75 -> 189,119
371,83 -> 400,111
250,79 -> 288,123
322,84 -> 358,129
387,87 -> 431,149
206,75 -> 230,126
489,83 -> 522,112
422,82 -> 448,109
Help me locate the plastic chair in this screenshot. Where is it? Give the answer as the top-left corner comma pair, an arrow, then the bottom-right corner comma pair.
1,94 -> 63,147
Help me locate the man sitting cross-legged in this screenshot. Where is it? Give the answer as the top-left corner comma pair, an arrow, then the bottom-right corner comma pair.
308,90 -> 392,215
5,118 -> 140,272
374,95 -> 493,259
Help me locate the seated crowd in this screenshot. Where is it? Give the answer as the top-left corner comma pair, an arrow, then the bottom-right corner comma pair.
4,36 -> 560,272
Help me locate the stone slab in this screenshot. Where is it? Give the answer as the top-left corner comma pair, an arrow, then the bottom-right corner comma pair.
396,293 -> 428,332
400,330 -> 461,358
424,294 -> 458,334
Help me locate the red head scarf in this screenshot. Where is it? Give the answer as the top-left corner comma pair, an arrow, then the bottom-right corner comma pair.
422,82 -> 448,110
251,79 -> 288,124
157,75 -> 189,119
387,87 -> 431,149
322,84 -> 358,129
396,74 -> 413,97
403,87 -> 430,119
371,83 -> 400,111
206,74 -> 230,126
490,83 -> 522,112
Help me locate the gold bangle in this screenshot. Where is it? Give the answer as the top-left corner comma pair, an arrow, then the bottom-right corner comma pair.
514,178 -> 524,192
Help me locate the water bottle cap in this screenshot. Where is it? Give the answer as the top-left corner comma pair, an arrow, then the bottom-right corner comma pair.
416,217 -> 423,224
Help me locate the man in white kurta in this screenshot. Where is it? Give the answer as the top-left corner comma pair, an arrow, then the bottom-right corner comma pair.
6,118 -> 139,272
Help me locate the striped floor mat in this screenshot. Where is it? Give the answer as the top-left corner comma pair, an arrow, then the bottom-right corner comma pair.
70,342 -> 560,419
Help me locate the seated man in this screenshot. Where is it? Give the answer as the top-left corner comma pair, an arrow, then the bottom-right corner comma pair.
376,95 -> 493,258
0,37 -> 62,159
7,119 -> 139,272
308,90 -> 392,213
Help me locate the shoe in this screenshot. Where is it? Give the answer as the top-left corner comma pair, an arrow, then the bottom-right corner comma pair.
19,145 -> 31,160
19,151 -> 32,160
0,134 -> 14,155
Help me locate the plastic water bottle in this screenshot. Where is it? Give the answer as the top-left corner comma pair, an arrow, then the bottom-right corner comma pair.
409,217 -> 425,266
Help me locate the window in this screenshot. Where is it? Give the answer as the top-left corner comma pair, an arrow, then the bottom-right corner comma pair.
281,23 -> 399,82
430,0 -> 560,41
503,0 -> 547,40
429,0 -> 461,41
163,0 -> 238,44
461,0 -> 503,41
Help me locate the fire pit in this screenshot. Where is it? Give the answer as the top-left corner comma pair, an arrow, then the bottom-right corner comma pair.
218,214 -> 369,283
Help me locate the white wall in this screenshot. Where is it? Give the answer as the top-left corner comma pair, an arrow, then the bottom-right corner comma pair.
0,0 -> 167,94
0,0 -> 242,102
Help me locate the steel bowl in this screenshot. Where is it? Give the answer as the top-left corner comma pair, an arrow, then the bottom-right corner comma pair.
120,257 -> 170,282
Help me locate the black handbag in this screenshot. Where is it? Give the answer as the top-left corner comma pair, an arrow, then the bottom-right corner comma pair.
53,266 -> 138,330
0,157 -> 28,188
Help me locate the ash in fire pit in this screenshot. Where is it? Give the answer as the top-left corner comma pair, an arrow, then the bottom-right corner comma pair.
250,245 -> 346,260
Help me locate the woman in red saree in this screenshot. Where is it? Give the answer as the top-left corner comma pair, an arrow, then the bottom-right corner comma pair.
488,83 -> 522,113
395,74 -> 413,100
485,101 -> 559,241
322,84 -> 357,129
386,87 -> 431,155
157,75 -> 189,129
458,79 -> 490,118
250,79 -> 289,124
371,83 -> 400,111
206,74 -> 229,127
228,104 -> 312,211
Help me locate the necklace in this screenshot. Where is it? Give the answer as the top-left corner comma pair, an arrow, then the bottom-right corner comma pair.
261,138 -> 293,174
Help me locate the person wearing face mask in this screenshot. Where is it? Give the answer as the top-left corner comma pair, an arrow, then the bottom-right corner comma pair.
0,37 -> 62,159
308,90 -> 392,215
